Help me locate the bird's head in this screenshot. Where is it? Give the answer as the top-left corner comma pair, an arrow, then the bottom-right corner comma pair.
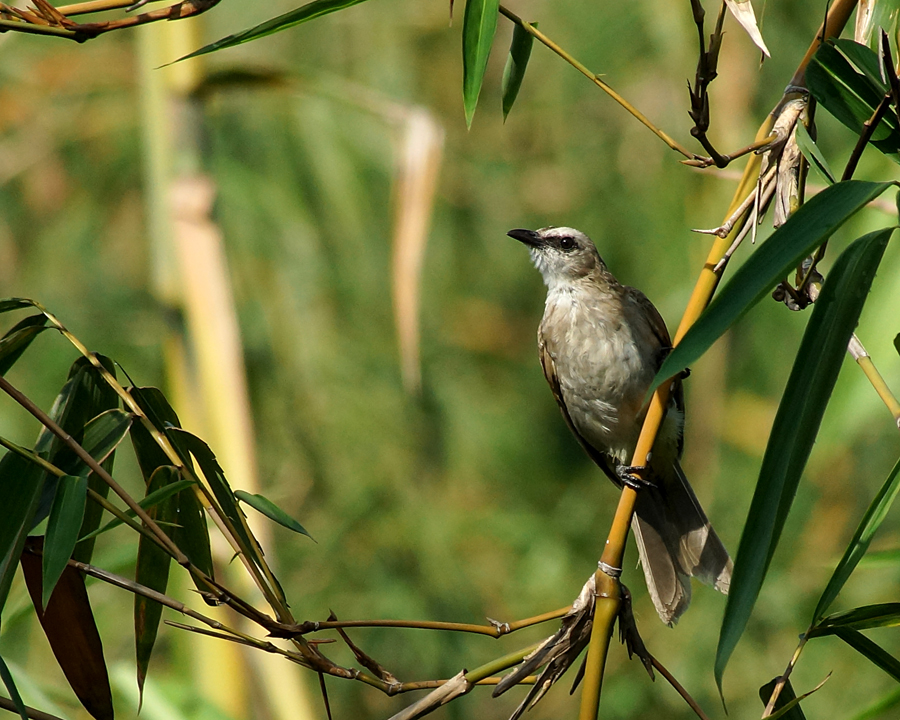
507,226 -> 606,288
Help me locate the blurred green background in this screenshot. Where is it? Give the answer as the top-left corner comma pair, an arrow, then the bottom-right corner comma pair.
1,0 -> 900,718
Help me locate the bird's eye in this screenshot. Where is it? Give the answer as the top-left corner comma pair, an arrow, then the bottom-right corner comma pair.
559,236 -> 576,250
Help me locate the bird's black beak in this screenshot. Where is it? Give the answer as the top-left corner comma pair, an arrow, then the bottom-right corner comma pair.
507,228 -> 542,248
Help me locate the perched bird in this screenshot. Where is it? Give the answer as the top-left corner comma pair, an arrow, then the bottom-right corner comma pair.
509,226 -> 732,625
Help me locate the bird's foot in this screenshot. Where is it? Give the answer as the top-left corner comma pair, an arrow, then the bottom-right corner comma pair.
616,465 -> 655,491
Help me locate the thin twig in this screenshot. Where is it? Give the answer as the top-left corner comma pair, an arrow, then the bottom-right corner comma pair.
0,697 -> 65,720
497,5 -> 700,161
650,656 -> 711,720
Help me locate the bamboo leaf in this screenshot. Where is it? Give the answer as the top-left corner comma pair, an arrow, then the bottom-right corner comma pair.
0,314 -> 49,377
0,453 -> 46,613
812,456 -> 900,623
0,654 -> 28,720
715,227 -> 894,692
723,0 -> 770,56
813,603 -> 900,634
42,474 -> 88,609
501,22 -> 535,121
21,537 -> 113,720
173,0 -> 370,63
80,478 -> 196,541
129,388 -> 214,585
758,678 -> 807,720
807,41 -> 900,157
0,298 -> 39,314
134,466 -> 177,704
834,627 -> 900,681
462,0 -> 500,127
235,490 -> 315,540
794,122 -> 835,185
652,181 -> 896,393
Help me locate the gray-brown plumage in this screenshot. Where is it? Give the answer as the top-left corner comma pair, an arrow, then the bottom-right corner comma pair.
509,226 -> 732,625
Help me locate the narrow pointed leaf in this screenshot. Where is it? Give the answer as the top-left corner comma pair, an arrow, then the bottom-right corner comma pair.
21,537 -> 113,720
235,490 -> 315,540
0,453 -> 46,613
812,456 -> 900,623
42,474 -> 88,609
462,0 -> 500,127
501,22 -> 535,121
0,654 -> 28,720
834,627 -> 900,681
129,389 -> 214,586
715,227 -> 894,691
807,41 -> 900,157
0,314 -> 49,376
0,298 -> 39,314
80,478 -> 196,541
759,678 -> 806,720
652,181 -> 895,394
813,603 -> 900,634
794,122 -> 835,185
893,333 -> 900,357
135,466 -> 177,703
173,0 -> 370,63
167,428 -> 259,562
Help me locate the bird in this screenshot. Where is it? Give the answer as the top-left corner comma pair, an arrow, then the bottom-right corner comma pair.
508,225 -> 732,625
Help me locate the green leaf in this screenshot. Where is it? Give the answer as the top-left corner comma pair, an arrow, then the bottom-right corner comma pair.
501,22 -> 535,121
806,41 -> 900,157
462,0 -> 500,127
42,474 -> 88,609
893,333 -> 900,357
715,227 -> 894,692
173,0 -> 370,63
80,478 -> 196,541
759,678 -> 807,720
129,389 -> 214,588
167,429 -> 261,565
848,686 -> 900,720
812,456 -> 900,623
834,627 -> 900,682
0,314 -> 49,377
0,453 -> 46,613
0,298 -> 39,315
793,122 -> 835,185
235,490 -> 315,540
813,603 -> 900,634
0,654 -> 28,720
134,466 -> 177,704
652,181 -> 896,393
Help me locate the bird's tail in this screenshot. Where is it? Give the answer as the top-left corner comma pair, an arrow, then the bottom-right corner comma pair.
631,461 -> 732,625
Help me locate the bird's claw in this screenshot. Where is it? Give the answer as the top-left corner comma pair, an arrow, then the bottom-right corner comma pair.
617,465 -> 654,491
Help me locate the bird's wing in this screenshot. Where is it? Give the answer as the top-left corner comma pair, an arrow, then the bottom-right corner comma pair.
538,332 -> 619,483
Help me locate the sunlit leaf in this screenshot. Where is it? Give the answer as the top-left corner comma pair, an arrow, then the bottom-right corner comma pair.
794,122 -> 835,185
834,627 -> 900,682
462,0 -> 500,127
42,474 -> 88,609
173,0 -> 370,63
235,490 -> 315,540
716,227 -> 894,692
812,456 -> 900,623
652,181 -> 895,393
0,654 -> 28,720
21,537 -> 113,720
501,22 -> 535,121
135,466 -> 178,704
0,314 -> 49,377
